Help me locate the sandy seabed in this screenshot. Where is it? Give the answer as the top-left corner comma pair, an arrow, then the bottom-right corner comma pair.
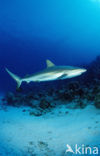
0,94 -> 100,156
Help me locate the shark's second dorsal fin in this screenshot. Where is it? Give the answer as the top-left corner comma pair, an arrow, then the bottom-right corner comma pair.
46,59 -> 55,68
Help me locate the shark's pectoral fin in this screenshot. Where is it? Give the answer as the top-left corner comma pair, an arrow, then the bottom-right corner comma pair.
58,74 -> 67,80
46,59 -> 55,68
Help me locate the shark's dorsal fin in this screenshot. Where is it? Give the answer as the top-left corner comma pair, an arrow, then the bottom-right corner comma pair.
46,59 -> 55,68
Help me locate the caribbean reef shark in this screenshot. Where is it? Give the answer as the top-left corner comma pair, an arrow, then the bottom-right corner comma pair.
6,59 -> 87,88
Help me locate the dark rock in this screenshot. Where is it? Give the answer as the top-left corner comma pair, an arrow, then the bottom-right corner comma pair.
5,92 -> 17,105
94,93 -> 100,109
22,109 -> 26,112
39,99 -> 51,109
29,110 -> 42,116
68,81 -> 80,90
77,99 -> 87,109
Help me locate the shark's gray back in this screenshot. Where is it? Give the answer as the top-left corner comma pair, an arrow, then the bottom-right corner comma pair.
24,65 -> 80,78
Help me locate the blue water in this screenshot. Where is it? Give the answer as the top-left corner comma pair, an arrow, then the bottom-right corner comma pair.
0,0 -> 100,91
0,1 -> 100,155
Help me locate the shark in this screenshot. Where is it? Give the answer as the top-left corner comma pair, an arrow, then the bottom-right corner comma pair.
6,59 -> 87,88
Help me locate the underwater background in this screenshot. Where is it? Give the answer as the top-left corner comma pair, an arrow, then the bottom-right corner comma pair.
0,0 -> 100,156
1,0 -> 100,92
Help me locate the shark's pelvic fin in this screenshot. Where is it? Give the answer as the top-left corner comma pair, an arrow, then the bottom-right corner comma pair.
46,59 -> 55,68
57,74 -> 67,80
5,68 -> 22,88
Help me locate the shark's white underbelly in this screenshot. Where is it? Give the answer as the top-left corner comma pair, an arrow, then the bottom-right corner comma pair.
24,73 -> 63,83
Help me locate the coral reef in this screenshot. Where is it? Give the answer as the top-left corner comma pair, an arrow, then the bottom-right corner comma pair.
94,93 -> 100,109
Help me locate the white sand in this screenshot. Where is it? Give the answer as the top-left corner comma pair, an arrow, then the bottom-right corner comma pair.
0,100 -> 100,156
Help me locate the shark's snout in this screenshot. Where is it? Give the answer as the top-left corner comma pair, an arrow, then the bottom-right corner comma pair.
76,68 -> 87,75
81,68 -> 87,73
67,68 -> 87,79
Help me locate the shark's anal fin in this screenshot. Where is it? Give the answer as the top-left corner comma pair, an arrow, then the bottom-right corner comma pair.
58,74 -> 67,80
46,59 -> 55,68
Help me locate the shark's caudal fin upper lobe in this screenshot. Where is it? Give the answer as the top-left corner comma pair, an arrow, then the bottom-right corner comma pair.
5,68 -> 22,88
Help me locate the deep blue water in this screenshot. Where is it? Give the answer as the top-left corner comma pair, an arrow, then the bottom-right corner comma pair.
0,0 -> 100,92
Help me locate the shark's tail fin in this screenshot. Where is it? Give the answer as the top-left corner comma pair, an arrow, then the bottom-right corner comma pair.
5,68 -> 22,88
